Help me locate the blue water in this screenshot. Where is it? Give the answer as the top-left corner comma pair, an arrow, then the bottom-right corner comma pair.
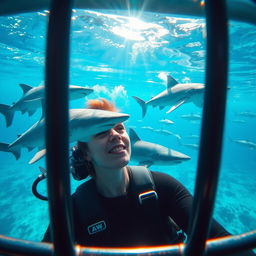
0,10 -> 255,242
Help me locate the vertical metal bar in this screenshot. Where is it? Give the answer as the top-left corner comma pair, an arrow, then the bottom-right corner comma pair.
45,1 -> 75,256
184,0 -> 229,256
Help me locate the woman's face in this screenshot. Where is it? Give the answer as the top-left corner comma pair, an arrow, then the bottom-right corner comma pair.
86,123 -> 131,171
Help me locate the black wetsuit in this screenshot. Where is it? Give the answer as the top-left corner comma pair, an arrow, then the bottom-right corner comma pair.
42,170 -> 255,255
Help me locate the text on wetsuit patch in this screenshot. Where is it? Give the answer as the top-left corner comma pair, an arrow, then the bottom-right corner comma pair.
87,220 -> 106,235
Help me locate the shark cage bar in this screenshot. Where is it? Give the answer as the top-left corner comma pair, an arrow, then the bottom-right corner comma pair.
184,0 -> 229,255
44,0 -> 75,256
0,0 -> 255,256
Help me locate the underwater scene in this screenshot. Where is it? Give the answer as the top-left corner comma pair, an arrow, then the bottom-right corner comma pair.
0,9 -> 255,243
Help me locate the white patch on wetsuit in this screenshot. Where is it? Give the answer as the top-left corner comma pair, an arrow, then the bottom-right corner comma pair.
87,220 -> 106,235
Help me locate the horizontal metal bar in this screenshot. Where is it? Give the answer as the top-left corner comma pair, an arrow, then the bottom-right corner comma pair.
0,231 -> 256,256
0,235 -> 52,256
0,0 -> 256,25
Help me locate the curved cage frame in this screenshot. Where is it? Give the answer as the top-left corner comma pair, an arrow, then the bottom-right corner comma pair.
0,0 -> 255,256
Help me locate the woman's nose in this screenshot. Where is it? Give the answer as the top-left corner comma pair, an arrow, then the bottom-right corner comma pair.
109,129 -> 121,140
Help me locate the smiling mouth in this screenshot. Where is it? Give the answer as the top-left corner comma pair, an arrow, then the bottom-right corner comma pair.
108,145 -> 126,154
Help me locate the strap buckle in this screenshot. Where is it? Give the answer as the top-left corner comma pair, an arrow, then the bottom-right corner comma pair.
138,190 -> 158,205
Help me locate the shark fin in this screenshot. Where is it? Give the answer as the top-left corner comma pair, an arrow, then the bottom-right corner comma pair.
0,142 -> 10,153
129,128 -> 140,143
0,143 -> 21,160
19,84 -> 32,94
132,96 -> 147,118
139,161 -> 153,168
10,148 -> 21,160
193,97 -> 203,108
27,146 -> 34,152
28,109 -> 36,117
29,148 -> 46,164
0,104 -> 14,127
167,75 -> 179,89
24,98 -> 41,103
166,99 -> 187,114
39,166 -> 47,176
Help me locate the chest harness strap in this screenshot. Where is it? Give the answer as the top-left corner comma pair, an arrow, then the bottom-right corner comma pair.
128,166 -> 186,243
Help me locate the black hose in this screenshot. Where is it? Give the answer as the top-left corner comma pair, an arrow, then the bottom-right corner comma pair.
32,174 -> 48,201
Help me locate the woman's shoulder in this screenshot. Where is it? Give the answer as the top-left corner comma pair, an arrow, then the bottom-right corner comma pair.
73,178 -> 96,196
150,170 -> 180,185
149,170 -> 191,195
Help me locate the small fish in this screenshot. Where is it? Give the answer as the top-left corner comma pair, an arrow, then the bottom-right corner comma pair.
179,141 -> 199,150
159,119 -> 175,125
140,126 -> 154,131
185,135 -> 199,140
180,113 -> 201,121
232,119 -> 246,124
231,139 -> 256,150
153,129 -> 181,141
236,112 -> 256,118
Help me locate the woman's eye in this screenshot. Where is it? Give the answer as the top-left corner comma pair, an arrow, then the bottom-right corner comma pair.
95,130 -> 109,138
116,125 -> 125,132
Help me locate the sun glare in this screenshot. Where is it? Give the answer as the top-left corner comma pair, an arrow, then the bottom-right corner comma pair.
111,17 -> 148,41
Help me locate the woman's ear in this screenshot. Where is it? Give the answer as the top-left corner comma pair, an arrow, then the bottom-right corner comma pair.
84,151 -> 92,162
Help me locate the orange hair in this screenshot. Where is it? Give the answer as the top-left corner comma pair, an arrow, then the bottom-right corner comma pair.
77,98 -> 118,179
87,98 -> 118,112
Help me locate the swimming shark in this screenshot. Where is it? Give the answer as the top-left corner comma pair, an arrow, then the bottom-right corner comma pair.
159,119 -> 175,125
133,75 -> 205,118
180,113 -> 202,121
180,143 -> 199,151
0,84 -> 94,127
130,128 -> 190,167
231,139 -> 256,150
236,111 -> 256,118
0,109 -> 129,164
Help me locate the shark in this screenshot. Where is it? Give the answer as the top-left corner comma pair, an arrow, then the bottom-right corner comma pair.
0,83 -> 94,127
231,139 -> 256,150
159,119 -> 175,125
130,128 -> 190,167
180,113 -> 202,121
133,75 -> 205,118
180,143 -> 199,151
0,109 -> 129,164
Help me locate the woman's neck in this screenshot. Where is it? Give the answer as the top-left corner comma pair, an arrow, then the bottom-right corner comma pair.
95,166 -> 130,198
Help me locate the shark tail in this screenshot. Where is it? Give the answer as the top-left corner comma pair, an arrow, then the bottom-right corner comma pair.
0,142 -> 21,160
0,104 -> 14,127
132,96 -> 147,118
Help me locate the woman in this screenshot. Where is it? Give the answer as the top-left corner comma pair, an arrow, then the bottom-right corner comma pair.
43,98 -> 255,255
